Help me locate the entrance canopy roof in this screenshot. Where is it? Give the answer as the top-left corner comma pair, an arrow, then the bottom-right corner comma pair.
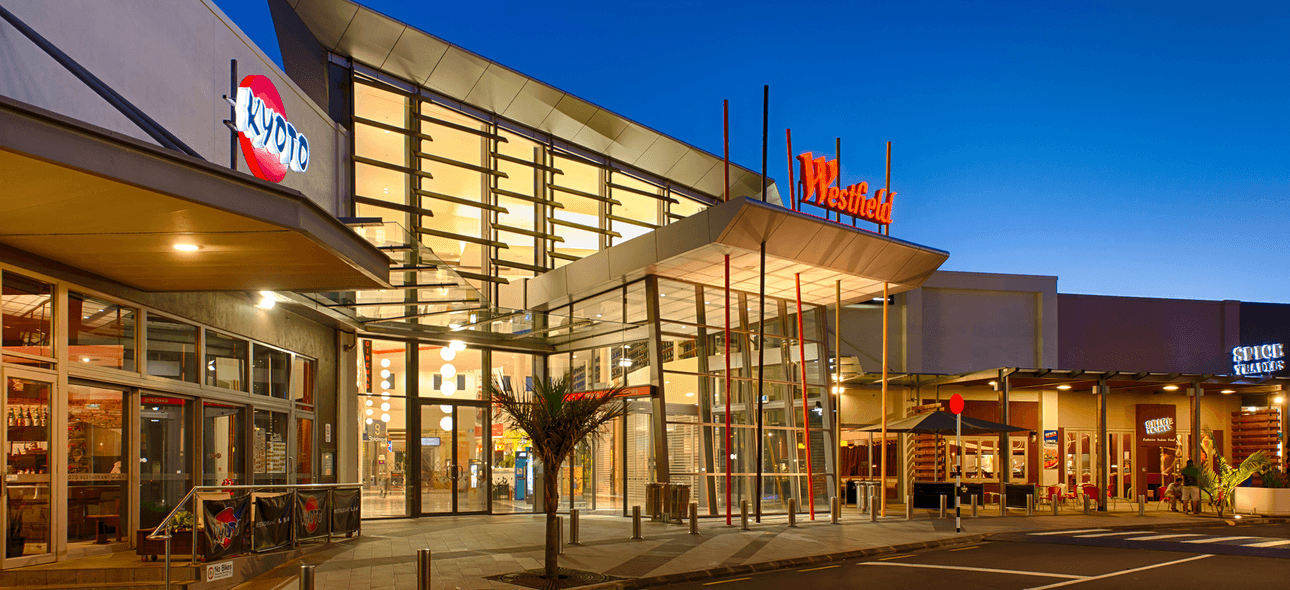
520,196 -> 950,309
0,96 -> 391,292
845,367 -> 1290,395
857,410 -> 1031,435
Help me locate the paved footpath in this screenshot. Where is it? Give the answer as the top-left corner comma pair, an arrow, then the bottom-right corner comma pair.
233,507 -> 1261,590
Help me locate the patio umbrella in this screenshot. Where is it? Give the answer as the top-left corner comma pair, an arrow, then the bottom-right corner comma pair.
856,410 -> 1031,435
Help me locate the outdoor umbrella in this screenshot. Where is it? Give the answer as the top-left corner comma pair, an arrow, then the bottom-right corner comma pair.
856,410 -> 1032,435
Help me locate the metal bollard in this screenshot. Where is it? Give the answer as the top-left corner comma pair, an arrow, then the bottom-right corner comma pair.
557,516 -> 564,554
741,500 -> 750,531
871,491 -> 878,522
788,498 -> 798,527
416,549 -> 431,590
831,496 -> 840,524
1052,495 -> 1059,516
1084,495 -> 1091,516
300,564 -> 316,590
1026,494 -> 1034,516
939,494 -> 947,519
570,509 -> 581,545
1138,495 -> 1145,516
971,494 -> 978,518
905,496 -> 912,521
689,502 -> 699,535
631,506 -> 644,540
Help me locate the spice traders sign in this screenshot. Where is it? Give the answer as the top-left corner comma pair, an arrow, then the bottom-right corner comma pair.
1232,343 -> 1285,376
796,152 -> 893,225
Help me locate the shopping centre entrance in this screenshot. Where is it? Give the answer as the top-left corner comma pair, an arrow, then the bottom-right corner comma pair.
419,400 -> 489,515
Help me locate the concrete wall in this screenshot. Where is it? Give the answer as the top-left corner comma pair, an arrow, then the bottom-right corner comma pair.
0,0 -> 346,214
1058,294 -> 1238,374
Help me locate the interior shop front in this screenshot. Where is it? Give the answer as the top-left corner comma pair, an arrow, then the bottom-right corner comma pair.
0,263 -> 326,567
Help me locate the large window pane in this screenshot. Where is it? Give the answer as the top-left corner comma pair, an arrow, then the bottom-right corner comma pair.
205,331 -> 247,391
420,342 -> 481,400
2,272 -> 54,359
139,395 -> 192,530
254,410 -> 289,485
202,403 -> 245,486
67,384 -> 127,546
292,356 -> 316,407
253,345 -> 290,399
146,315 -> 197,382
70,292 -> 136,371
359,393 -> 407,517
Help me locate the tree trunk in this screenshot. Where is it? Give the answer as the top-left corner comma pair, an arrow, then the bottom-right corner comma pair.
543,466 -> 560,580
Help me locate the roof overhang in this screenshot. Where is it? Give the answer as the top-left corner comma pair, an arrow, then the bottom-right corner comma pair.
521,196 -> 950,309
845,368 -> 1289,395
0,96 -> 391,292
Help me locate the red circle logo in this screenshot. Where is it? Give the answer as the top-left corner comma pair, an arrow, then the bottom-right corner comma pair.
234,75 -> 309,183
949,393 -> 965,415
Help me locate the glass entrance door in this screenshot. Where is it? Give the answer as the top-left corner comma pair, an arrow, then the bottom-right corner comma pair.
3,370 -> 55,566
419,402 -> 488,514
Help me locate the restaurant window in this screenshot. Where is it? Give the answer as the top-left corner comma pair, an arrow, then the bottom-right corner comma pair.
202,403 -> 245,486
296,417 -> 314,484
205,330 -> 247,391
145,315 -> 198,382
253,409 -> 289,485
292,356 -> 316,407
67,384 -> 127,546
139,396 -> 192,530
252,345 -> 290,399
2,271 -> 54,362
69,292 -> 136,371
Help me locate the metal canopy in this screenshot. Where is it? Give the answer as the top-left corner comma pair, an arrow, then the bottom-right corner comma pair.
0,96 -> 391,292
520,196 -> 951,309
281,0 -> 780,203
856,411 -> 1031,435
845,367 -> 1290,394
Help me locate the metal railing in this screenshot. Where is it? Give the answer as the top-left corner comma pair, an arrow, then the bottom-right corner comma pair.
146,483 -> 362,590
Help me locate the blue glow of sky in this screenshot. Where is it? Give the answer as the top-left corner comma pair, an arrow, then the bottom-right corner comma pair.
216,0 -> 1290,303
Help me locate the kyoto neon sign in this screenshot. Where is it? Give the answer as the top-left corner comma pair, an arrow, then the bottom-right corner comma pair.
233,75 -> 310,183
797,152 -> 893,225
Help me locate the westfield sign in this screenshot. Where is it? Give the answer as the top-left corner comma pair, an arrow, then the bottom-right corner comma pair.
797,152 -> 893,225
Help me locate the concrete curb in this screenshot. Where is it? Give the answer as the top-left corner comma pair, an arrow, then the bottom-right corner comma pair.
579,516 -> 1289,590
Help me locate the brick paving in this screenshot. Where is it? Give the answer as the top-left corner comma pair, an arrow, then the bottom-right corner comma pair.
232,505 -> 1226,590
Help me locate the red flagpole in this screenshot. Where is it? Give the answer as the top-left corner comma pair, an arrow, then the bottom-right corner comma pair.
795,273 -> 815,519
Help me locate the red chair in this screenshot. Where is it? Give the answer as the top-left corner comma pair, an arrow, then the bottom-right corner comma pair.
1044,485 -> 1063,506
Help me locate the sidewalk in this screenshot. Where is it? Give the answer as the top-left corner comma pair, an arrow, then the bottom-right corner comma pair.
233,506 -> 1248,590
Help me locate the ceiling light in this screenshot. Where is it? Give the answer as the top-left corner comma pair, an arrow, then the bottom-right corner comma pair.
365,399 -> 373,407
381,413 -> 391,422
173,243 -> 200,252
1057,385 -> 1072,390
686,392 -> 694,397
440,347 -> 456,361
81,357 -> 91,363
1163,385 -> 1179,391
440,381 -> 456,396
449,340 -> 466,352
365,418 -> 373,425
380,369 -> 391,378
441,363 -> 456,379
381,359 -> 391,368
1275,396 -> 1285,405
381,402 -> 391,412
1221,389 -> 1235,394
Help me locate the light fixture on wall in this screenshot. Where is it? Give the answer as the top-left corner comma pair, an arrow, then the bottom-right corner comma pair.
441,363 -> 457,379
381,359 -> 391,368
440,416 -> 453,430
381,380 -> 391,389
1221,389 -> 1235,394
381,392 -> 390,400
365,418 -> 373,425
381,402 -> 391,411
365,399 -> 373,407
380,369 -> 391,378
365,409 -> 373,416
440,347 -> 456,361
440,381 -> 456,396
440,405 -> 452,413
1275,396 -> 1285,405
381,413 -> 391,422
257,291 -> 277,310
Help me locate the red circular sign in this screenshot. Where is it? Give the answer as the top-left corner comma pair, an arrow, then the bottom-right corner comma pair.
237,75 -> 291,183
949,393 -> 965,415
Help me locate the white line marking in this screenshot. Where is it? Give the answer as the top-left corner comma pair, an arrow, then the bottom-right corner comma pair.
1182,536 -> 1258,544
1242,539 -> 1290,548
1023,554 -> 1212,590
1028,529 -> 1109,536
1122,534 -> 1205,541
1073,531 -> 1150,538
860,562 -> 1084,579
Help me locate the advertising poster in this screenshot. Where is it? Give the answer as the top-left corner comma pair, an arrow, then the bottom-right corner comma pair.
332,488 -> 362,534
1043,430 -> 1059,470
202,493 -> 251,561
295,490 -> 331,540
253,493 -> 293,552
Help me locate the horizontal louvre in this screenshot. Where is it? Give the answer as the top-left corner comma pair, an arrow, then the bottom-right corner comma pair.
607,182 -> 678,204
607,214 -> 659,230
354,195 -> 435,218
416,150 -> 505,177
492,152 -> 563,174
491,258 -> 546,273
547,183 -> 620,205
550,217 -> 621,237
415,112 -> 507,142
415,226 -> 508,249
493,187 -> 563,209
450,269 -> 508,284
547,251 -> 582,262
494,224 -> 563,241
327,299 -> 478,308
354,116 -> 429,142
415,188 -> 508,213
354,156 -> 432,180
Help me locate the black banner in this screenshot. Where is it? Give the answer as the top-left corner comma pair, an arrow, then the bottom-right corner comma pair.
295,490 -> 330,539
332,488 -> 361,534
253,493 -> 293,552
202,493 -> 251,560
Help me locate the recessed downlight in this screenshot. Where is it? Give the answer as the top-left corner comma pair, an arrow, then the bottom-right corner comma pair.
1163,385 -> 1180,391
1056,385 -> 1072,390
173,243 -> 200,252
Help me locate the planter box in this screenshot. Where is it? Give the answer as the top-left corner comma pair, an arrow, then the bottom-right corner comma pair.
136,528 -> 200,561
1233,487 -> 1290,516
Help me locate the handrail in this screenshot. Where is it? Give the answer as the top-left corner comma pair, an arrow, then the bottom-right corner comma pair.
146,483 -> 361,540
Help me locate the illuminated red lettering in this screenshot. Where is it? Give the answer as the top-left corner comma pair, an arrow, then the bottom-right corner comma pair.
796,152 -> 893,226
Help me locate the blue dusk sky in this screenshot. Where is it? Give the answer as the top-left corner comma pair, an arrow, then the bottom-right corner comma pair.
216,0 -> 1290,303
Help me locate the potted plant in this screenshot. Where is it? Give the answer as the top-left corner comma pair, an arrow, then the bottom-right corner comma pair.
1234,467 -> 1290,516
1199,428 -> 1271,517
6,508 -> 24,558
136,509 -> 196,561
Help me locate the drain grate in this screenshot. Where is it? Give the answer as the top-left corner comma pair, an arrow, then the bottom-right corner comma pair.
486,567 -> 624,589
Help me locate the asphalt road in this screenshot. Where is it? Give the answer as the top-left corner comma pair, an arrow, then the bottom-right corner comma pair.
674,523 -> 1290,590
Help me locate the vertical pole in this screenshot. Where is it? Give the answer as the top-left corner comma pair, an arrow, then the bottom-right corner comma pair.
786,129 -> 796,211
228,59 -> 238,169
795,273 -> 815,519
836,137 -> 845,224
880,282 -> 889,516
761,85 -> 769,203
300,564 -> 316,590
1192,383 -> 1203,465
756,241 -> 766,522
1098,380 -> 1108,512
631,506 -> 643,540
835,280 -> 843,512
415,550 -> 431,590
725,253 -> 733,526
788,498 -> 798,527
570,509 -> 580,545
690,502 -> 699,535
723,100 -> 730,202
883,141 -> 892,235
740,500 -> 750,530
956,411 -> 962,533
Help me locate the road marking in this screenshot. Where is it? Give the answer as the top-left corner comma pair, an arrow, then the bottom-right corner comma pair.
1182,536 -> 1257,544
798,565 -> 839,572
1028,529 -> 1108,536
948,546 -> 980,552
861,563 -> 1083,579
703,577 -> 751,585
1122,534 -> 1205,541
876,554 -> 916,561
1073,531 -> 1149,538
1242,539 -> 1290,548
1023,554 -> 1212,590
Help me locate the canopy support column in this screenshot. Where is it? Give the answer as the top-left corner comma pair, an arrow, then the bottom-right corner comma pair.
1191,383 -> 1203,465
1097,379 -> 1108,512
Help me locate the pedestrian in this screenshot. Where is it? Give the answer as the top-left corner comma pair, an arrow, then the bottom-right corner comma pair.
1179,460 -> 1201,514
1163,477 -> 1183,512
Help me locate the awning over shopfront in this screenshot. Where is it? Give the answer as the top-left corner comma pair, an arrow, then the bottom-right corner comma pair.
893,368 -> 1290,395
0,96 -> 391,292
515,196 -> 951,309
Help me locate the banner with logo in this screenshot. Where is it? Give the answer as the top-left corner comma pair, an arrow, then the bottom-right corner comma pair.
253,493 -> 293,552
332,488 -> 361,534
1043,430 -> 1059,469
295,490 -> 331,539
202,493 -> 251,560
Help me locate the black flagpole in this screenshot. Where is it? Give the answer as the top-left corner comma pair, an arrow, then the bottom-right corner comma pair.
756,84 -> 768,522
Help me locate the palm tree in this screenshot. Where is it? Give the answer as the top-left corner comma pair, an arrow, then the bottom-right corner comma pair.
1199,427 -> 1270,517
487,375 -> 626,583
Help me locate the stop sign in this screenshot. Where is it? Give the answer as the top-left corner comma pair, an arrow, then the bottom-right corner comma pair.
949,393 -> 965,415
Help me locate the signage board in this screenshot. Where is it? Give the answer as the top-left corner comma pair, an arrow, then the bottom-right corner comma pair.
206,561 -> 234,582
564,385 -> 654,401
422,437 -> 441,447
1136,404 -> 1177,446
796,152 -> 893,225
1232,343 -> 1285,376
233,75 -> 310,182
1043,430 -> 1058,469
